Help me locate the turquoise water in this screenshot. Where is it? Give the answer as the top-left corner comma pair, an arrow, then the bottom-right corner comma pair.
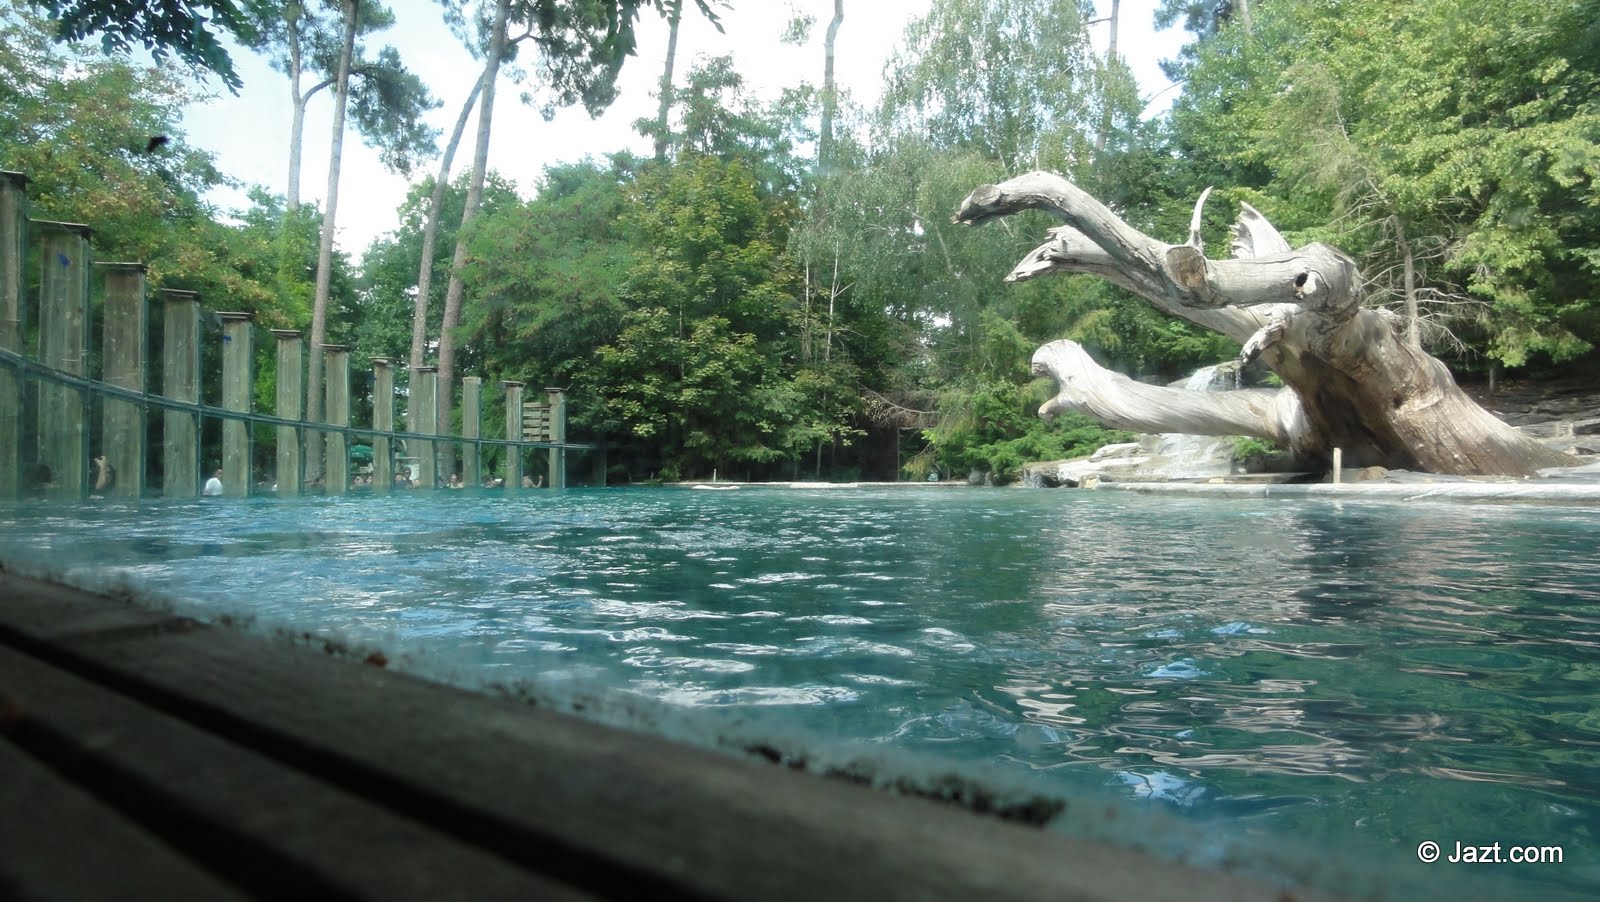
3,486 -> 1597,898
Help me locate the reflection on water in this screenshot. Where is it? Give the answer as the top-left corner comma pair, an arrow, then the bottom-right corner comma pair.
3,487 -> 1599,898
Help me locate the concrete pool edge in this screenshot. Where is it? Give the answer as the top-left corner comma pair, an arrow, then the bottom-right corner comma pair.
677,477 -> 1600,506
1093,480 -> 1600,505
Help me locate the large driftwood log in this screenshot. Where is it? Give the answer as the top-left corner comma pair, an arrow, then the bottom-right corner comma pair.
1031,340 -> 1306,445
956,172 -> 1576,477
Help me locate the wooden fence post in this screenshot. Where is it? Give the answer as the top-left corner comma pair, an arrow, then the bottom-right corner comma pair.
371,358 -> 394,494
37,221 -> 92,500
438,392 -> 456,493
272,330 -> 302,497
161,290 -> 200,497
410,366 -> 436,490
98,263 -> 146,499
0,172 -> 27,499
592,441 -> 607,488
462,376 -> 481,490
546,387 -> 566,490
502,381 -> 523,491
324,345 -> 350,495
219,312 -> 253,498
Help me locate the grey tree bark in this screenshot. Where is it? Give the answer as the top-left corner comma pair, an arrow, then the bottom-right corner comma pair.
819,0 -> 843,174
1093,0 -> 1118,156
409,76 -> 483,370
955,172 -> 1577,477
305,0 -> 359,485
283,13 -> 332,213
435,0 -> 511,477
652,0 -> 682,161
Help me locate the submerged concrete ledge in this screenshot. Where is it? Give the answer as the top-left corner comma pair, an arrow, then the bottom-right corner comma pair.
0,570 -> 1351,902
1097,480 -> 1600,505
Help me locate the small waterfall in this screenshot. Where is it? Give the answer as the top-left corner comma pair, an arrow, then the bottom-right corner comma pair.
1151,364 -> 1236,479
1183,364 -> 1228,393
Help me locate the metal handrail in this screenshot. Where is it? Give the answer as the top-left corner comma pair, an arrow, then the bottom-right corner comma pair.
0,344 -> 596,453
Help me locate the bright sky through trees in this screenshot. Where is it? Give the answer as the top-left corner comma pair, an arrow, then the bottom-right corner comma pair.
180,0 -> 1185,256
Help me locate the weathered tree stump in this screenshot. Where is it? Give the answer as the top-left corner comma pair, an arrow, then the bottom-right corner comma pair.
955,173 -> 1576,477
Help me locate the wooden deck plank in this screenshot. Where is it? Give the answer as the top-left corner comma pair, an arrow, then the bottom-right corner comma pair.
0,572 -> 1338,902
0,740 -> 248,902
0,642 -> 592,901
0,572 -> 190,642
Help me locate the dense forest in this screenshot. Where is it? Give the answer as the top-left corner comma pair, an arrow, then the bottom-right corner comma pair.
4,0 -> 1598,484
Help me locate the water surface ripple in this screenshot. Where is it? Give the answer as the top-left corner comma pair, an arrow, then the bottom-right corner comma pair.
4,487 -> 1598,896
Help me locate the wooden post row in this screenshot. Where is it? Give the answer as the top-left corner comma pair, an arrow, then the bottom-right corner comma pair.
546,387 -> 566,490
462,376 -> 481,489
1,173 -> 562,500
98,263 -> 145,499
0,172 -> 27,499
410,366 -> 437,490
37,221 -> 92,500
273,330 -> 303,497
503,381 -> 524,491
324,345 -> 350,495
219,312 -> 253,498
372,358 -> 394,494
162,290 -> 201,497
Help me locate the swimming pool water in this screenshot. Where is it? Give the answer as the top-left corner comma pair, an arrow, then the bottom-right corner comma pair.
3,486 -> 1596,898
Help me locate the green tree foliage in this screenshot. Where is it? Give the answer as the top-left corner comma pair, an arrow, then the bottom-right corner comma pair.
587,153 -> 812,479
1170,0 -> 1600,367
1153,0 -> 1244,81
25,0 -> 258,90
434,0 -> 724,455
344,44 -> 438,174
288,0 -> 1595,483
356,173 -> 517,348
230,186 -> 353,329
802,141 -> 1051,383
878,0 -> 1100,173
456,158 -> 635,385
622,158 -> 794,343
1,6 -> 359,465
916,380 -> 1134,484
784,1 -> 1155,478
238,190 -> 356,432
249,0 -> 439,209
0,9 -> 288,311
482,0 -> 725,121
591,307 -> 769,479
447,157 -> 636,466
791,137 -> 1145,480
642,54 -> 802,192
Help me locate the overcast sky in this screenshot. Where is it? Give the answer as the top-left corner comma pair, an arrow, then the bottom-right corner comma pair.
180,1 -> 1187,257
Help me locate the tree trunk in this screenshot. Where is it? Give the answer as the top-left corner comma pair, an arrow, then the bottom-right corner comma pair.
282,8 -> 333,214
1106,0 -> 1119,61
801,256 -> 812,363
954,171 -> 1577,477
826,243 -> 839,362
1094,0 -> 1118,156
819,0 -> 843,175
652,0 -> 682,162
305,0 -> 359,485
436,0 -> 511,474
1396,221 -> 1421,350
409,76 -> 483,370
286,23 -> 305,212
287,78 -> 333,215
